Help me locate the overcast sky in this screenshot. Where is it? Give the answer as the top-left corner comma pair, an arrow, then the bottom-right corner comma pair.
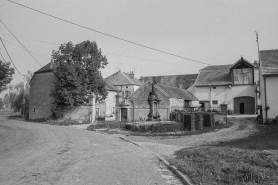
1,0 -> 278,97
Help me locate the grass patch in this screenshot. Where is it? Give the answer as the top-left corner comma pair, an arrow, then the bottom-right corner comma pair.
214,124 -> 278,150
169,146 -> 278,185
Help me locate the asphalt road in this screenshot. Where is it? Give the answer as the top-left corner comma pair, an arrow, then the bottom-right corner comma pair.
0,116 -> 179,185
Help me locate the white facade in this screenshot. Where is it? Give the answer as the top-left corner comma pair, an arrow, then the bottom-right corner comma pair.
96,90 -> 117,120
260,75 -> 278,120
189,85 -> 257,113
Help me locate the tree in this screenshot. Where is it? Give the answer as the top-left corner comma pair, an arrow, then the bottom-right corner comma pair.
0,60 -> 15,93
51,40 -> 108,117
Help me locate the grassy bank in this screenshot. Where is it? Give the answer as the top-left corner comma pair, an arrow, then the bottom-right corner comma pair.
169,123 -> 278,185
170,146 -> 278,185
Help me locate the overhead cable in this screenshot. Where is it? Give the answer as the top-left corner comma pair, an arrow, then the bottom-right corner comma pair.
7,0 -> 210,66
0,20 -> 42,66
0,36 -> 24,76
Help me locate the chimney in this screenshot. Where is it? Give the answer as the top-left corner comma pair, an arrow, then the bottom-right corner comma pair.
139,76 -> 144,83
178,84 -> 183,89
254,60 -> 259,67
129,71 -> 134,79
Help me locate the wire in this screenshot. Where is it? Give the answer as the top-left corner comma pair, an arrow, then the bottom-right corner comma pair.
7,0 -> 211,66
106,52 -> 200,68
0,20 -> 42,66
2,38 -> 51,60
0,51 -> 7,62
0,37 -> 24,76
1,32 -> 200,68
0,32 -> 60,46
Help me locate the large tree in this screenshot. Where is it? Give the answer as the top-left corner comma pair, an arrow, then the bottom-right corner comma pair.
0,60 -> 15,93
51,40 -> 108,116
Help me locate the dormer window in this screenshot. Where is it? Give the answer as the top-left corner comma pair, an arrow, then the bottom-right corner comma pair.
232,57 -> 255,85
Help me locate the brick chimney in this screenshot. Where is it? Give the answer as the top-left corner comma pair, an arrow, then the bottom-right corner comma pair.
129,71 -> 134,79
50,58 -> 54,69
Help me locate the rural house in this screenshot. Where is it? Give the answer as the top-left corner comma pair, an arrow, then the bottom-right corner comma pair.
115,79 -> 198,122
29,62 -> 58,120
189,57 -> 259,114
259,49 -> 278,122
95,70 -> 143,120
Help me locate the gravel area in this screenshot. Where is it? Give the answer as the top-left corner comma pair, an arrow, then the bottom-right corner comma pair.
126,117 -> 259,157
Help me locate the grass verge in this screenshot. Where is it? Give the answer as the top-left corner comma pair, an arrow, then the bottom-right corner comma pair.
169,146 -> 278,185
169,123 -> 278,184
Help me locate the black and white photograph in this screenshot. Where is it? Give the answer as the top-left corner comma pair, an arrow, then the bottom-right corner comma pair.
0,0 -> 278,184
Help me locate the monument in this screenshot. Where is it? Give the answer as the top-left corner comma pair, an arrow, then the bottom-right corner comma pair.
147,78 -> 161,121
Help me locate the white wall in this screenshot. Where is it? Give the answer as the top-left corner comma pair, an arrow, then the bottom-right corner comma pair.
262,75 -> 278,119
190,85 -> 256,111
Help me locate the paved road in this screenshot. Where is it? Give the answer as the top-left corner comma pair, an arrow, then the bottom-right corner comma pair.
0,116 -> 179,185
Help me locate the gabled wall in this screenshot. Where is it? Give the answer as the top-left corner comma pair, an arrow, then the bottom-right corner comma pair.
29,72 -> 58,120
260,75 -> 278,121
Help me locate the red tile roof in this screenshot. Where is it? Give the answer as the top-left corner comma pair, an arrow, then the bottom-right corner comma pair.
156,83 -> 198,101
195,64 -> 233,86
34,62 -> 56,74
105,70 -> 143,86
260,50 -> 278,75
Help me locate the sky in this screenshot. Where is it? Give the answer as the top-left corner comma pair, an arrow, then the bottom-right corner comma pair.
1,0 -> 278,98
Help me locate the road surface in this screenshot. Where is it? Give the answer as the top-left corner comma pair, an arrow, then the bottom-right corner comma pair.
0,116 -> 180,185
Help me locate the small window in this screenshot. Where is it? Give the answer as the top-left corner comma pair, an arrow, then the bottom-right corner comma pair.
212,100 -> 218,105
113,107 -> 115,114
213,87 -> 216,89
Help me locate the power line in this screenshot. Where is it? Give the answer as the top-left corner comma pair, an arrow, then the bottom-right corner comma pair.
0,51 -> 7,62
0,37 -> 24,76
7,0 -> 211,66
1,32 -> 200,68
2,38 -> 51,60
106,52 -> 200,68
0,20 -> 42,66
0,32 -> 60,46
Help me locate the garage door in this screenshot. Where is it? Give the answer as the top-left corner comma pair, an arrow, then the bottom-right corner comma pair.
234,96 -> 255,114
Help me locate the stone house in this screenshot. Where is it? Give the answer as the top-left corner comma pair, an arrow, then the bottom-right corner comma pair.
189,57 -> 259,114
29,62 -> 58,120
259,49 -> 278,122
115,79 -> 198,121
95,70 -> 143,121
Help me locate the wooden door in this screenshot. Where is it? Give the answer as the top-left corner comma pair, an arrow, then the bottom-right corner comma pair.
121,108 -> 128,121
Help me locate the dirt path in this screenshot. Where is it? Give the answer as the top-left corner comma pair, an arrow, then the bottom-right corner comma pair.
126,117 -> 259,157
0,116 -> 182,185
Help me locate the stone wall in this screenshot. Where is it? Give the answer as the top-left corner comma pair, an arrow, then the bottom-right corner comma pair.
29,72 -> 58,120
63,105 -> 90,122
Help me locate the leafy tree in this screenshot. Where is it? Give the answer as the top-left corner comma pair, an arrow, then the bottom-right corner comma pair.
0,60 -> 15,93
0,98 -> 3,109
51,40 -> 108,117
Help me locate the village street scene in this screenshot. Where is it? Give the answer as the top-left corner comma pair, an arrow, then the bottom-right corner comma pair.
0,1 -> 278,185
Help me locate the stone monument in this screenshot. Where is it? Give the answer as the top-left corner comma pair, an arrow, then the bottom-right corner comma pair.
147,78 -> 161,121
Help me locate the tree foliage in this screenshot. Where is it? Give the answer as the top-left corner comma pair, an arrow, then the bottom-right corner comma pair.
51,40 -> 108,115
0,60 -> 15,93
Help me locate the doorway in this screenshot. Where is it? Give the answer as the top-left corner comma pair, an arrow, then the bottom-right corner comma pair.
240,103 -> 244,114
121,108 -> 128,121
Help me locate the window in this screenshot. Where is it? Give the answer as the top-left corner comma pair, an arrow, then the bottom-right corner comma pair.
212,100 -> 218,105
213,87 -> 216,89
113,107 -> 115,114
124,91 -> 131,98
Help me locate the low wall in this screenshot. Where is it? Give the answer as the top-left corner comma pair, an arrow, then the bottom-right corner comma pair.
63,105 -> 90,122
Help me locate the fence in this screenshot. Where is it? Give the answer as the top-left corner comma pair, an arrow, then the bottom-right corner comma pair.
170,111 -> 227,131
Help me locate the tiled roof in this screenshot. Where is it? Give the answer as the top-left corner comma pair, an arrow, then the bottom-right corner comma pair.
105,70 -> 143,86
105,81 -> 119,92
142,74 -> 198,90
156,83 -> 198,101
34,62 -> 56,74
260,50 -> 278,75
195,64 -> 233,86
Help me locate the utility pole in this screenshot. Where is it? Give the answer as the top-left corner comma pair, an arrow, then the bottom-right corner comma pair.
256,31 -> 264,124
